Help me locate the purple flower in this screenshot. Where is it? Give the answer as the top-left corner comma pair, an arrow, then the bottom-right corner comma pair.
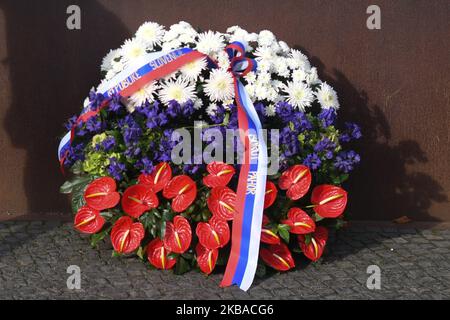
108,93 -> 123,113
88,91 -> 106,111
334,150 -> 361,173
340,122 -> 362,142
182,100 -> 195,117
303,153 -> 321,170
136,157 -> 154,174
101,137 -> 116,151
209,104 -> 225,124
85,116 -> 103,133
314,137 -> 335,153
276,101 -> 294,122
63,143 -> 85,167
124,144 -> 141,158
291,111 -> 312,132
167,100 -> 182,118
318,108 -> 336,127
107,157 -> 126,181
64,115 -> 78,131
120,115 -> 142,146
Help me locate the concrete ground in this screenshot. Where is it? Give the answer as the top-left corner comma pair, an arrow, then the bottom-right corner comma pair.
0,221 -> 449,299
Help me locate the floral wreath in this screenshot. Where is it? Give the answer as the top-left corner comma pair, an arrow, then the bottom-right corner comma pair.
59,21 -> 361,289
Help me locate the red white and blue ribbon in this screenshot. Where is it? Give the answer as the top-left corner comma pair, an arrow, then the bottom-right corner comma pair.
58,48 -> 204,168
220,42 -> 267,291
58,42 -> 267,291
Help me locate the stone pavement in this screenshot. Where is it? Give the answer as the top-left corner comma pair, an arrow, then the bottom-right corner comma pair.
0,221 -> 449,300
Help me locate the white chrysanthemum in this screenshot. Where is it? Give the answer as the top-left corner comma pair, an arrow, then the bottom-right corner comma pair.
121,38 -> 146,65
283,81 -> 314,111
111,59 -> 125,73
204,69 -> 234,102
289,49 -> 311,71
254,82 -> 269,101
105,69 -> 116,80
258,30 -> 276,47
216,51 -> 231,70
274,57 -> 290,77
195,31 -> 225,56
245,84 -> 256,99
101,49 -> 121,72
161,39 -> 182,51
278,41 -> 290,54
135,22 -> 165,49
265,104 -> 276,117
178,31 -> 197,45
244,71 -> 257,84
257,72 -> 271,85
180,57 -> 207,82
163,29 -> 178,42
128,81 -> 158,108
206,103 -> 218,116
315,82 -> 340,110
254,46 -> 276,62
266,86 -> 279,102
158,78 -> 196,105
306,67 -> 321,85
193,99 -> 203,110
292,68 -> 307,83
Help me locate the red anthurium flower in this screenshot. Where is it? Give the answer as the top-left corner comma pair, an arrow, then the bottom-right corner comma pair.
202,162 -> 235,188
278,165 -> 312,200
163,216 -> 192,254
74,206 -> 105,234
196,217 -> 230,249
147,238 -> 176,270
84,177 -> 120,211
207,186 -> 237,221
282,207 -> 316,234
163,175 -> 197,213
110,216 -> 145,254
260,215 -> 280,245
298,226 -> 329,262
260,242 -> 295,271
138,162 -> 172,193
264,181 -> 278,209
122,184 -> 159,218
196,243 -> 219,275
311,185 -> 348,218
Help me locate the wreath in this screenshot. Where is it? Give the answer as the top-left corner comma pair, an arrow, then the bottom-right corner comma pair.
59,21 -> 361,289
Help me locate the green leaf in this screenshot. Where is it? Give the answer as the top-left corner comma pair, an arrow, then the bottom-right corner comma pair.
314,213 -> 324,222
278,226 -> 290,243
174,256 -> 191,275
304,234 -> 312,245
159,220 -> 167,240
111,251 -> 121,258
60,175 -> 92,194
136,246 -> 145,260
90,229 -> 109,247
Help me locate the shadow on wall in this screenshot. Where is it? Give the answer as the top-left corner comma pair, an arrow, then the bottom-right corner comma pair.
1,0 -> 130,217
303,51 -> 448,222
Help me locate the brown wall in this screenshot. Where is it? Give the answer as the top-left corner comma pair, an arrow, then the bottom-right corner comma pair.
0,0 -> 448,221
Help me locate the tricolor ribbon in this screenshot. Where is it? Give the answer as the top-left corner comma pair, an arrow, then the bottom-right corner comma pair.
58,42 -> 267,290
58,48 -> 204,171
220,42 -> 267,291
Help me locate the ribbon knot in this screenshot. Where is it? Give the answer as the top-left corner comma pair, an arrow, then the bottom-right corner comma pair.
225,41 -> 257,78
